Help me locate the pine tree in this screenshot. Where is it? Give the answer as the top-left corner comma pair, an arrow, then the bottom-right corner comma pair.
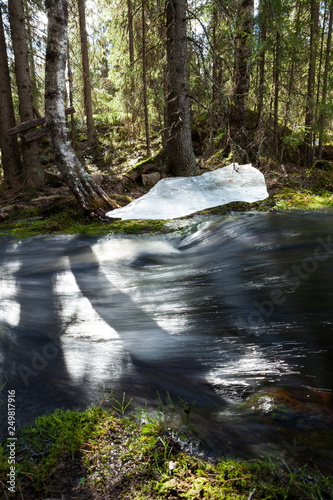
78,0 -> 98,147
8,0 -> 45,187
228,0 -> 255,162
0,3 -> 22,183
165,0 -> 198,176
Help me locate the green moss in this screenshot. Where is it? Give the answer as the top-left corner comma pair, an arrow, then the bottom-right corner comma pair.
0,204 -> 169,238
273,188 -> 333,210
126,156 -> 157,174
0,403 -> 332,499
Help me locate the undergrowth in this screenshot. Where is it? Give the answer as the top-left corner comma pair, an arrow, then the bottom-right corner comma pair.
0,395 -> 332,499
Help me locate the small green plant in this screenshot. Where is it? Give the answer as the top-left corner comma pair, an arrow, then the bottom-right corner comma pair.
111,392 -> 132,419
178,396 -> 195,427
0,375 -> 8,404
97,385 -> 114,408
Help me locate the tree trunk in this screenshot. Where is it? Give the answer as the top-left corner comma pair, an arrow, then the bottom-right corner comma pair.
142,0 -> 151,157
127,0 -> 134,65
280,0 -> 302,163
313,1 -> 327,160
8,0 -> 45,187
303,0 -> 319,167
78,0 -> 97,147
45,0 -> 118,216
210,6 -> 224,154
228,0 -> 255,163
319,2 -> 333,158
257,0 -> 266,121
165,0 -> 198,177
24,1 -> 38,107
67,44 -> 76,149
273,30 -> 280,158
0,4 -> 22,183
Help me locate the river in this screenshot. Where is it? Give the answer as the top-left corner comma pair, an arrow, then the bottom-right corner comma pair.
0,212 -> 332,468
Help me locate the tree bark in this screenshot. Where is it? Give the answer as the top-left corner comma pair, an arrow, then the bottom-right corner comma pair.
78,0 -> 97,147
303,0 -> 319,167
24,0 -> 38,107
319,2 -> 333,158
8,0 -> 45,187
45,0 -> 118,216
280,0 -> 302,163
228,0 -> 254,162
142,0 -> 151,157
210,6 -> 224,154
127,0 -> 134,65
165,0 -> 198,177
257,0 -> 266,121
273,30 -> 280,158
0,4 -> 22,183
67,44 -> 76,149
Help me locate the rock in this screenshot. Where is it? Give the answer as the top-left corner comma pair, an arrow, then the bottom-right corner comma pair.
312,160 -> 333,171
142,172 -> 161,187
0,205 -> 15,219
45,171 -> 64,187
91,173 -> 105,185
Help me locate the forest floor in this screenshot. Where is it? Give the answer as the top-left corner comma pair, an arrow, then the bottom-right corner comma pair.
1,146 -> 333,238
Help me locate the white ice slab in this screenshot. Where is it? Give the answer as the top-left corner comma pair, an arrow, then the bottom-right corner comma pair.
106,163 -> 269,220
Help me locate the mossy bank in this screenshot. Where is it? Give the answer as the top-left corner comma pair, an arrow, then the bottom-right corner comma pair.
0,400 -> 332,499
1,159 -> 333,239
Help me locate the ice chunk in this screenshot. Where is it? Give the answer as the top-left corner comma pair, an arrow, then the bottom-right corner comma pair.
106,163 -> 269,220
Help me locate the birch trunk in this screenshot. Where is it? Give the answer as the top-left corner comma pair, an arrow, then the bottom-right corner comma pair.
45,0 -> 118,216
165,0 -> 198,177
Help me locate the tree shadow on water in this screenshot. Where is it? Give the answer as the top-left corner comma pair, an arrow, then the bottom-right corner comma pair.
0,237 -> 229,450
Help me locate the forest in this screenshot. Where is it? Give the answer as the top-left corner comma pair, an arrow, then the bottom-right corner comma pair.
0,0 -> 333,221
1,2 -> 333,498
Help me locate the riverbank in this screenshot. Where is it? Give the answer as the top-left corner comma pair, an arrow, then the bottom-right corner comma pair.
1,396 -> 332,499
1,158 -> 333,238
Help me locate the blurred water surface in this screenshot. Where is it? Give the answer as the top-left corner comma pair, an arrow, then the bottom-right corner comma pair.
0,212 -> 332,465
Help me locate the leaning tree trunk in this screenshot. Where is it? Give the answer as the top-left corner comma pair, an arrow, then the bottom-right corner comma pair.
8,0 -> 45,187
0,4 -> 22,184
165,0 -> 198,177
45,0 -> 118,216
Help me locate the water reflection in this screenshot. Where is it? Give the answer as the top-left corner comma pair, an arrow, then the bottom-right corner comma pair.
0,213 -> 332,464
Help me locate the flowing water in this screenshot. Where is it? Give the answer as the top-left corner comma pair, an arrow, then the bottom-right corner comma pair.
0,212 -> 332,467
